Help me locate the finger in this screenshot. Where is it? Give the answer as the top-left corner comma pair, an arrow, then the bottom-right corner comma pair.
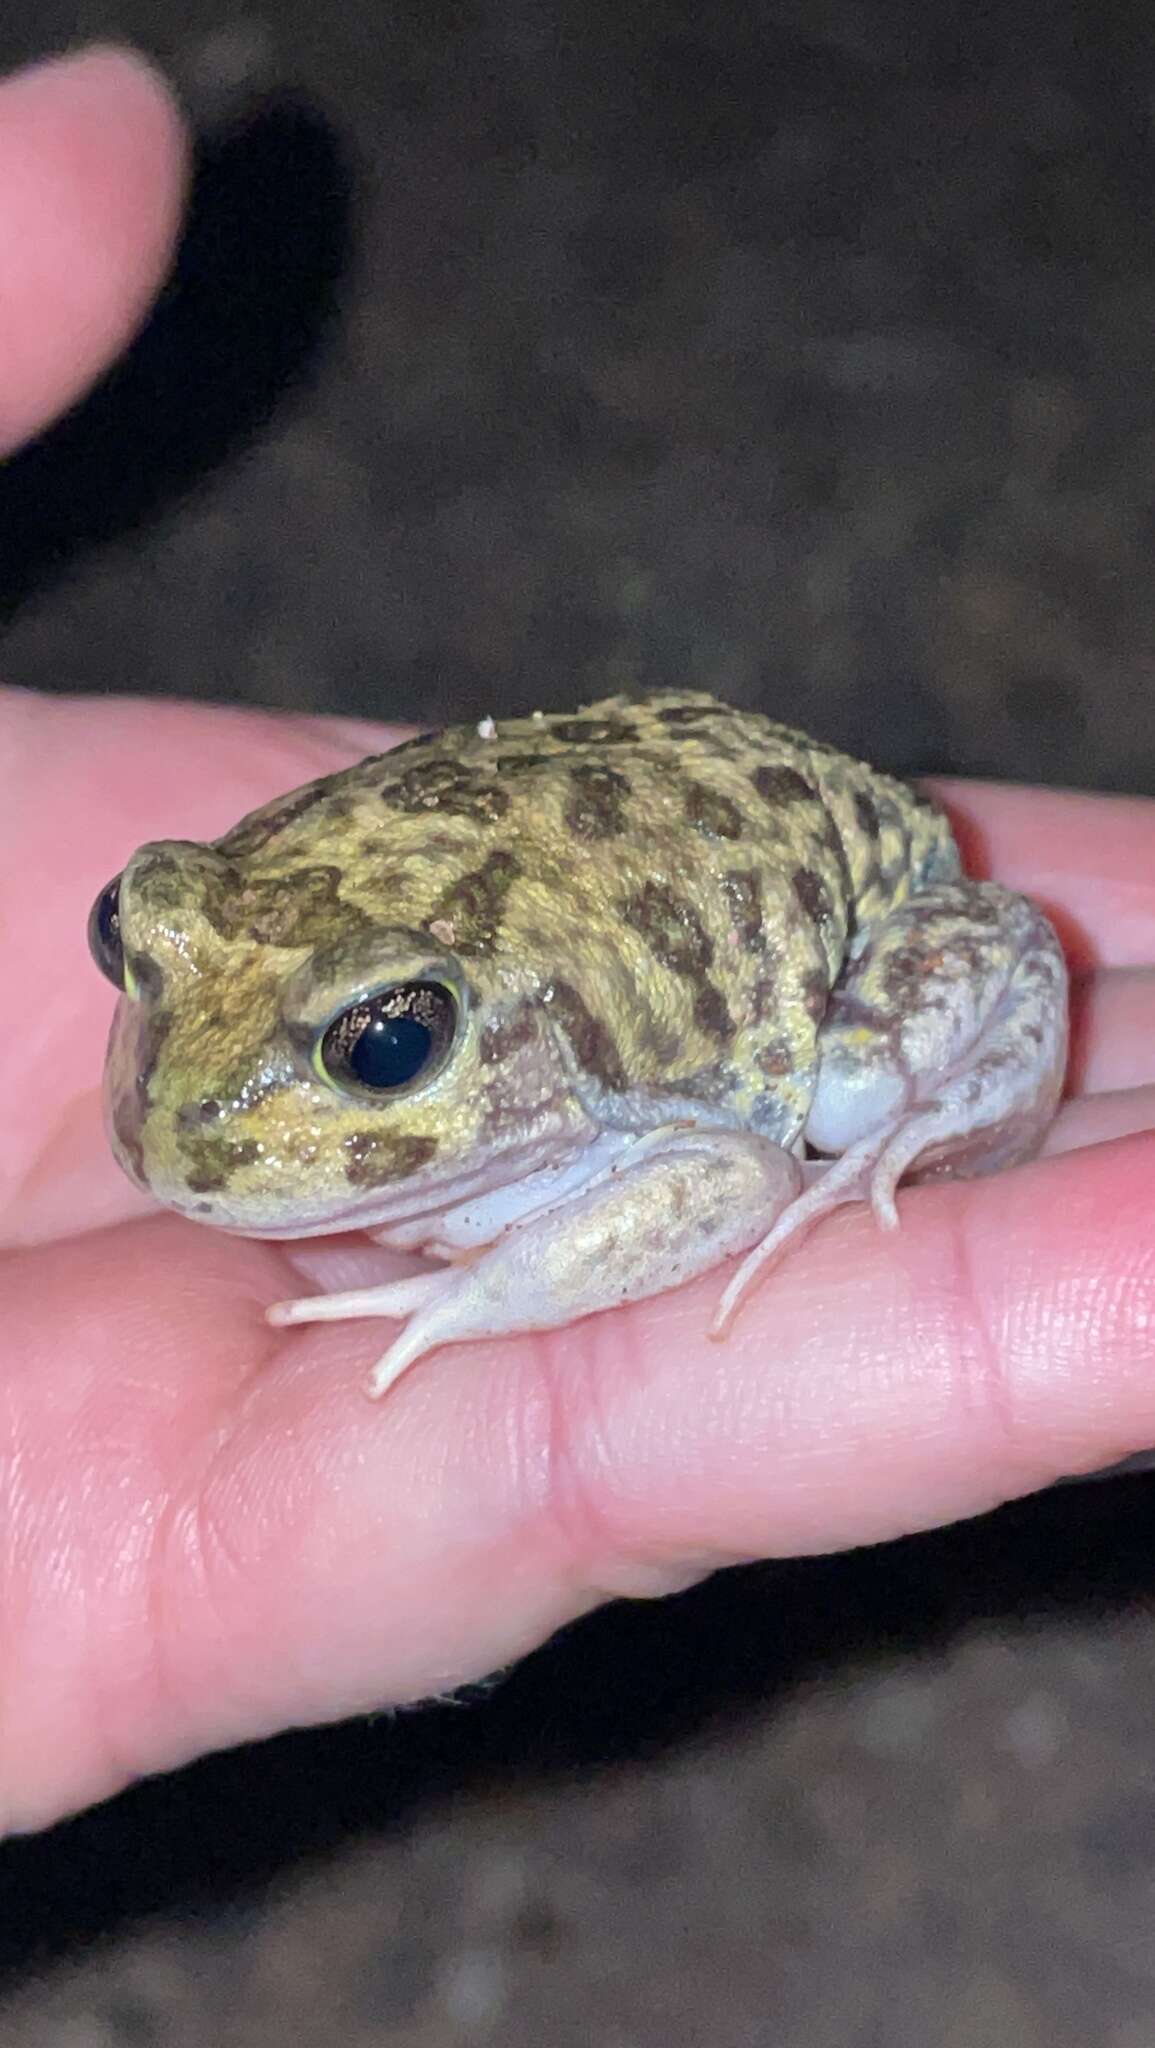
930,779 -> 1155,971
5,1133 -> 1155,1831
1043,1084 -> 1155,1157
0,46 -> 188,454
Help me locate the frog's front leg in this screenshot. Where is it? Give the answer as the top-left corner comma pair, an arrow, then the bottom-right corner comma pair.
268,1130 -> 801,1398
715,879 -> 1068,1331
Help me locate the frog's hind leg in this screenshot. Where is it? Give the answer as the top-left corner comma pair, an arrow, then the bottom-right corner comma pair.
713,880 -> 1068,1335
271,1128 -> 802,1399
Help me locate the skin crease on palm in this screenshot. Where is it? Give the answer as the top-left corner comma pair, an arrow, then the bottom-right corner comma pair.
4,48 -> 1155,1841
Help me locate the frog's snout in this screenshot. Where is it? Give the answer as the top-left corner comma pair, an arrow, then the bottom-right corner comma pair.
114,839 -> 240,992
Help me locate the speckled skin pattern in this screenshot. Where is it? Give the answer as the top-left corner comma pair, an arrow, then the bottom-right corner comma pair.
97,691 -> 1068,1393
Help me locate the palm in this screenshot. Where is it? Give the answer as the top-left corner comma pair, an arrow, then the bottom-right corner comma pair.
3,49 -> 1155,1837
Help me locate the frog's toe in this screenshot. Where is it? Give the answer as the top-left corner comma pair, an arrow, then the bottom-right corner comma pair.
266,1262 -> 496,1398
365,1288 -> 480,1397
266,1268 -> 453,1329
711,1140 -> 877,1334
267,1265 -> 473,1398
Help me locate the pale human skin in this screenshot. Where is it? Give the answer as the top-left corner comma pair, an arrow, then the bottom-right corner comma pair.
5,46 -> 1155,1838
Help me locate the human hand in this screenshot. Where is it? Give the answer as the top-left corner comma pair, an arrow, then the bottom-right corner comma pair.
5,45 -> 1155,1838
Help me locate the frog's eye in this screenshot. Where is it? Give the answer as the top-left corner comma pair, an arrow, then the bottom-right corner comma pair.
88,877 -> 126,990
317,981 -> 458,1097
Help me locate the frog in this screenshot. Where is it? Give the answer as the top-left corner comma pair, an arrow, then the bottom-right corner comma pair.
88,691 -> 1068,1399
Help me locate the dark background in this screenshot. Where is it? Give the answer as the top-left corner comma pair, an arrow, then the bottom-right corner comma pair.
4,2 -> 1155,2041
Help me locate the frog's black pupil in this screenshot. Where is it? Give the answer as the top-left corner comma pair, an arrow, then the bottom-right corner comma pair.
88,879 -> 125,988
351,1013 -> 432,1090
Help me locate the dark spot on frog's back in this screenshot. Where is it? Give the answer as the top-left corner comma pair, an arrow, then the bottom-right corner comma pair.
548,717 -> 638,746
692,983 -> 734,1041
853,790 -> 881,839
624,880 -> 713,972
655,702 -> 720,727
752,763 -> 818,809
684,782 -> 743,840
565,762 -> 631,838
792,867 -> 831,927
181,1135 -> 262,1195
623,882 -> 735,1043
344,1130 -> 439,1187
542,979 -> 628,1091
381,757 -> 511,824
218,782 -> 331,858
494,751 -> 553,776
430,849 -> 522,955
819,807 -> 847,862
202,865 -> 368,947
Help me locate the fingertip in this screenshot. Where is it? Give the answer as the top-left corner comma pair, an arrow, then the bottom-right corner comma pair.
0,43 -> 190,454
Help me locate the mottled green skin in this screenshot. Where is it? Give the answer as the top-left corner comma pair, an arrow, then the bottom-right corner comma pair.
102,690 -> 959,1237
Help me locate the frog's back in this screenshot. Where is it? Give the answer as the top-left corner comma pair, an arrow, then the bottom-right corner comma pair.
547,690 -> 959,923
215,690 -> 958,1103
333,688 -> 959,970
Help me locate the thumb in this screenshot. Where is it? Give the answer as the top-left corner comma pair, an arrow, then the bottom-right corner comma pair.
0,46 -> 188,456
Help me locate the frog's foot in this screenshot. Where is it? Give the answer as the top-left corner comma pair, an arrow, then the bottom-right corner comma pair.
268,1128 -> 800,1399
712,879 -> 1068,1336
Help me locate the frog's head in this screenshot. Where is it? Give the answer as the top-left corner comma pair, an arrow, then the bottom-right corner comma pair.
89,835 -> 591,1238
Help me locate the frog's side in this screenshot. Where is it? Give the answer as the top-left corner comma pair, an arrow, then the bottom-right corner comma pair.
92,691 -> 1068,1396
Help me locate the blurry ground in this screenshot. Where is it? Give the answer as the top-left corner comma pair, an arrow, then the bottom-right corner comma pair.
3,2 -> 1155,2042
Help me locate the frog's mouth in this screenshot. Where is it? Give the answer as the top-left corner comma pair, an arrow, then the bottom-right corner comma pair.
172,1202 -> 392,1240
161,1119 -> 603,1245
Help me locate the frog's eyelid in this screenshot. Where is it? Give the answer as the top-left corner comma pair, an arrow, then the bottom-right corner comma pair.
281,942 -> 471,1031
